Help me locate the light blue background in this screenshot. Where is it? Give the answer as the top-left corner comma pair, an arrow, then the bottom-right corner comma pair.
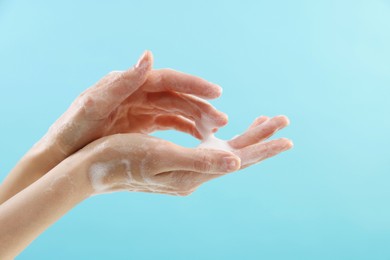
1,0 -> 390,259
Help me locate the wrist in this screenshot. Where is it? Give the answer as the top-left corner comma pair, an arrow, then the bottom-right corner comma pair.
32,132 -> 68,159
57,149 -> 95,199
27,134 -> 68,173
78,136 -> 134,195
0,135 -> 68,204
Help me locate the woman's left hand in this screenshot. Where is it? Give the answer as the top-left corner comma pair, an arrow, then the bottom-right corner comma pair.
39,51 -> 227,162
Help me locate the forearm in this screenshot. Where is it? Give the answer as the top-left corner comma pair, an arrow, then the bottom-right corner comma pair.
0,136 -> 66,204
0,151 -> 92,259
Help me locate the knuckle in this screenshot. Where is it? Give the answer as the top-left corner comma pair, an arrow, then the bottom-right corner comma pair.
82,95 -> 95,108
81,95 -> 108,119
193,152 -> 213,172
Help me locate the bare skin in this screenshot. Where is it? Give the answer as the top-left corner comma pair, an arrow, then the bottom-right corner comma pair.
0,127 -> 291,259
0,51 -> 228,203
0,51 -> 292,259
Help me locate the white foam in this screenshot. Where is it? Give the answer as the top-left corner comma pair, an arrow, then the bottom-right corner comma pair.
196,115 -> 234,152
89,157 -> 171,195
197,134 -> 233,152
88,112 -> 248,196
89,159 -> 131,194
89,162 -> 112,194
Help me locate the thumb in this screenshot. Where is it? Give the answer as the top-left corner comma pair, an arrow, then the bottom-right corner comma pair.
113,50 -> 153,97
123,50 -> 153,87
98,50 -> 153,108
161,146 -> 241,174
80,51 -> 152,119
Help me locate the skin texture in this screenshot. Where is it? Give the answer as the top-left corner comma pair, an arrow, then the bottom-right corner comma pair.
50,51 -> 227,156
0,125 -> 291,259
82,123 -> 292,196
0,149 -> 93,259
0,51 -> 228,203
0,51 -> 293,258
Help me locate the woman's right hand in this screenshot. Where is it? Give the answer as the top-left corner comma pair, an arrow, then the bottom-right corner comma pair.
81,133 -> 240,196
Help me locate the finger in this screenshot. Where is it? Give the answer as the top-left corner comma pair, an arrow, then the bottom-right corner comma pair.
109,50 -> 153,100
229,115 -> 269,140
235,138 -> 293,168
84,51 -> 153,116
157,146 -> 241,174
248,116 -> 269,130
229,115 -> 290,149
154,115 -> 202,139
143,69 -> 222,99
147,91 -> 228,136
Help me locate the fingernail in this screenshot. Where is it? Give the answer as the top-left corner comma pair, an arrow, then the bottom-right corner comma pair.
135,50 -> 151,73
224,156 -> 240,172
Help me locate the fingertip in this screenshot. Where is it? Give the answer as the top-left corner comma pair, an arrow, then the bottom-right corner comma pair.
144,49 -> 153,57
219,112 -> 229,126
279,138 -> 293,150
210,112 -> 228,128
220,118 -> 228,128
214,84 -> 223,97
144,50 -> 154,66
134,50 -> 153,73
275,115 -> 290,126
204,83 -> 223,99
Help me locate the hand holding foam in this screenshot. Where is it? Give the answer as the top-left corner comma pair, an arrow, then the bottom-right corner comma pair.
84,115 -> 292,197
82,133 -> 240,196
197,114 -> 292,169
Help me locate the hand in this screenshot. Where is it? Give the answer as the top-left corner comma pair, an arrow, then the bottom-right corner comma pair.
229,115 -> 292,168
82,133 -> 240,196
170,115 -> 292,194
41,51 -> 227,160
0,115 -> 292,258
82,115 -> 292,196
